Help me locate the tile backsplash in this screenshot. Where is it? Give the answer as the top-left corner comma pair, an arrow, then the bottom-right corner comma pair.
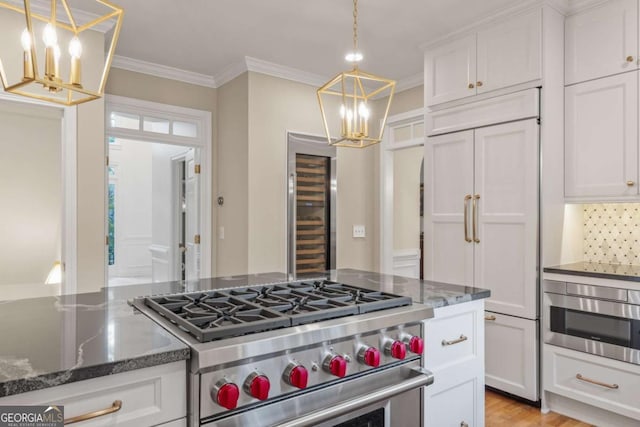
584,203 -> 640,265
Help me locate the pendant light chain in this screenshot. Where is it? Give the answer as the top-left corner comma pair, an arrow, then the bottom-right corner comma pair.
353,0 -> 358,52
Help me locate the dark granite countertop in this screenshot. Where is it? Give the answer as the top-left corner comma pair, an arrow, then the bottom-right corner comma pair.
0,290 -> 189,398
544,261 -> 640,283
0,269 -> 488,398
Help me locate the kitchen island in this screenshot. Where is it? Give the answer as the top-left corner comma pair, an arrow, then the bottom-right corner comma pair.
0,269 -> 489,426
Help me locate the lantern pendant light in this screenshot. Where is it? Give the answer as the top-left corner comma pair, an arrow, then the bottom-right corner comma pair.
317,0 -> 396,148
0,0 -> 124,106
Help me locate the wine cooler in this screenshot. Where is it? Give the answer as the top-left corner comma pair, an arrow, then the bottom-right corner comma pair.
287,133 -> 336,275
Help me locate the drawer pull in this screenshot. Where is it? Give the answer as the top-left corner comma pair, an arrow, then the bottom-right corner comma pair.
461,423 -> 469,427
485,315 -> 496,321
442,335 -> 468,346
64,400 -> 123,425
575,374 -> 619,390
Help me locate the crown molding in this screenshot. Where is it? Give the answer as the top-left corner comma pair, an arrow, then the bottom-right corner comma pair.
213,60 -> 248,87
566,0 -> 609,14
396,72 -> 423,93
112,55 -> 217,88
7,0 -> 116,33
244,57 -> 327,87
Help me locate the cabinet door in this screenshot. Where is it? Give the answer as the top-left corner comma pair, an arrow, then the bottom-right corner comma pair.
476,9 -> 541,94
424,131 -> 474,286
425,35 -> 476,106
424,377 -> 480,427
565,72 -> 638,199
485,312 -> 538,401
473,120 -> 538,319
565,0 -> 638,85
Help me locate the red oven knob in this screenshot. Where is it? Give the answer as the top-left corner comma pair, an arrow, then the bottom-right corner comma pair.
386,340 -> 406,360
284,363 -> 309,389
408,336 -> 424,355
357,346 -> 381,367
244,371 -> 270,400
323,354 -> 347,378
212,379 -> 239,410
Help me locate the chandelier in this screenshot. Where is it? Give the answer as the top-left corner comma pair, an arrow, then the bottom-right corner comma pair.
0,0 -> 124,106
317,0 -> 396,148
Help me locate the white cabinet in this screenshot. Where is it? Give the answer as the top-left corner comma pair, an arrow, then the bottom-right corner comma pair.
565,71 -> 638,199
0,361 -> 187,427
425,35 -> 477,106
423,300 -> 485,427
485,312 -> 538,401
425,119 -> 539,319
565,0 -> 638,85
425,9 -> 541,107
544,344 -> 640,422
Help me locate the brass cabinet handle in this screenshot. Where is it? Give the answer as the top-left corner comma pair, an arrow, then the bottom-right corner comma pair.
464,195 -> 472,242
468,83 -> 474,89
476,81 -> 483,87
575,374 -> 619,390
64,400 -> 123,425
627,55 -> 635,62
472,195 -> 480,243
442,334 -> 468,346
627,181 -> 635,187
485,315 -> 496,321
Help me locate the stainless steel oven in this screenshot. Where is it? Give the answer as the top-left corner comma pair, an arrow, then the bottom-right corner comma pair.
543,280 -> 640,365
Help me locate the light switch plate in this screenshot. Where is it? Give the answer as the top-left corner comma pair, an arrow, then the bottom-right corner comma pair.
218,226 -> 225,240
353,225 -> 366,238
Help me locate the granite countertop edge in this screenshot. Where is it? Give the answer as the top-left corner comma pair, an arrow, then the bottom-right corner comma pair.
1,347 -> 190,399
544,263 -> 640,283
421,289 -> 491,309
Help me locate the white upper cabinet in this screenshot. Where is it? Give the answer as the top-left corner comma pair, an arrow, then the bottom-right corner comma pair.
565,71 -> 638,199
565,0 -> 638,85
425,35 -> 477,106
425,9 -> 541,107
476,10 -> 541,94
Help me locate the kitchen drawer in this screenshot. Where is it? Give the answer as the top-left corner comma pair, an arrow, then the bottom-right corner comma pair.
0,361 -> 186,427
157,418 -> 186,427
544,345 -> 640,420
424,300 -> 482,371
424,373 -> 482,427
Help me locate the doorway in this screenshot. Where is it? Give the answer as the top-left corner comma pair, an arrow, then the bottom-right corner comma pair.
106,95 -> 212,285
107,138 -> 200,285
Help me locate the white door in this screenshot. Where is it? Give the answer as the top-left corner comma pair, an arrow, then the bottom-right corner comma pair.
425,35 -> 477,106
425,130 -> 474,286
476,9 -> 541,94
565,72 -> 638,199
184,149 -> 200,280
485,312 -> 538,401
565,0 -> 638,85
473,120 -> 538,319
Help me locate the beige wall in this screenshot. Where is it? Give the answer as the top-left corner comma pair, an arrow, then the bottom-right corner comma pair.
393,146 -> 423,251
0,102 -> 61,286
389,85 -> 424,116
216,73 -> 249,275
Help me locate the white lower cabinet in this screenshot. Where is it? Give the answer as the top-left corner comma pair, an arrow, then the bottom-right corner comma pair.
0,361 -> 187,427
484,312 -> 538,401
424,300 -> 485,427
544,345 -> 640,422
157,418 -> 187,427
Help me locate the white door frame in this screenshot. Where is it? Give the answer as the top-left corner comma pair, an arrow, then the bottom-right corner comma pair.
379,108 -> 425,275
0,91 -> 77,294
105,94 -> 213,279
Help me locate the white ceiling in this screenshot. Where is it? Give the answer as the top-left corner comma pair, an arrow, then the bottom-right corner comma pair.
75,0 -> 534,85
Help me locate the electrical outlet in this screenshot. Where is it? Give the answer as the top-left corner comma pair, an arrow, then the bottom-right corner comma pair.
353,225 -> 366,238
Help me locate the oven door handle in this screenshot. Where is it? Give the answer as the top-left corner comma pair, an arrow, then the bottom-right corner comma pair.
274,366 -> 434,427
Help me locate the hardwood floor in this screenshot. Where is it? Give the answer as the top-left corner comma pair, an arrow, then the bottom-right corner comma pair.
485,390 -> 592,426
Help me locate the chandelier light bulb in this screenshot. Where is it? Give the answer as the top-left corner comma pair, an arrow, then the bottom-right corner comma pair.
69,36 -> 82,58
43,23 -> 58,47
21,29 -> 32,51
358,102 -> 369,119
340,104 -> 346,118
345,51 -> 363,63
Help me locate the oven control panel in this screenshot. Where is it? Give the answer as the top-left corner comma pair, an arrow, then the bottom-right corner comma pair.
200,323 -> 423,419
